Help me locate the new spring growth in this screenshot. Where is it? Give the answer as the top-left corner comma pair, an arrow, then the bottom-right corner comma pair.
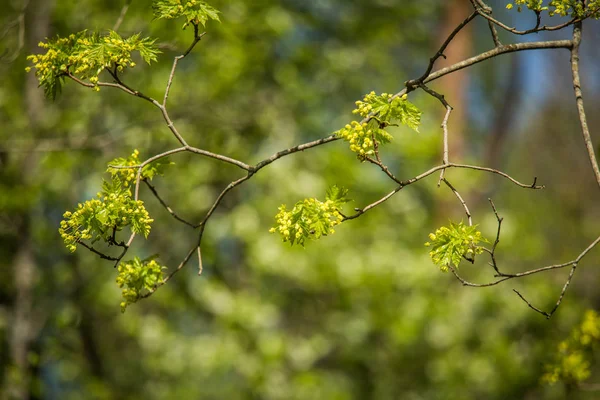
116,257 -> 167,312
270,186 -> 349,246
336,91 -> 421,159
425,222 -> 488,272
506,0 -> 600,17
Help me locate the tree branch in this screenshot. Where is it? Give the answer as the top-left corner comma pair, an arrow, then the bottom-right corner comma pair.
570,21 -> 600,189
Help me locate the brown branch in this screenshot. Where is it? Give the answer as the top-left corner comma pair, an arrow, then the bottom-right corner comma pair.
185,146 -> 251,171
142,174 -> 252,292
197,246 -> 203,276
77,241 -> 120,261
442,178 -> 472,226
570,21 -> 600,189
407,10 -> 478,87
143,180 -> 196,228
487,20 -> 501,47
197,175 -> 252,228
140,243 -> 198,298
513,289 -> 551,318
484,198 -> 503,275
477,10 -> 581,36
364,156 -> 402,185
343,185 -> 404,220
394,40 -> 573,100
469,0 -> 585,36
345,162 -> 540,221
163,26 -> 206,107
446,235 -> 600,316
254,134 -> 340,171
438,105 -> 452,185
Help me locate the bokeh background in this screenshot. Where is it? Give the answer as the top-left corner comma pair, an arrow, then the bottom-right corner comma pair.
2,0 -> 600,398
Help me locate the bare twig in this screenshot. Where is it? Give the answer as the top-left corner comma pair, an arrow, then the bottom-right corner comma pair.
143,180 -> 196,228
488,20 -> 501,47
438,105 -> 452,186
77,241 -> 120,261
197,246 -> 203,275
364,156 -> 402,185
140,243 -> 198,298
442,179 -> 472,226
394,40 -> 573,100
186,146 -> 251,171
513,289 -> 551,318
446,235 -> 600,310
112,0 -> 132,32
344,185 -> 404,220
164,25 -> 206,107
469,0 -> 585,36
345,162 -> 540,221
571,22 -> 600,189
407,11 -> 478,87
484,198 -> 503,275
197,175 -> 252,228
254,134 -> 340,171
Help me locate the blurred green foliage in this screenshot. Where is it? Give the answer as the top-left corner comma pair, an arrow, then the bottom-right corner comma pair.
2,0 -> 600,399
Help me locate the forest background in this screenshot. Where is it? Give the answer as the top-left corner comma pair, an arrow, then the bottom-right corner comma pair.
2,0 -> 600,399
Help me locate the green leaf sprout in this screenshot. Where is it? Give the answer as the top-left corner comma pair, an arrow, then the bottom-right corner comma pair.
336,92 -> 421,159
153,0 -> 221,29
26,30 -> 160,98
269,186 -> 350,246
424,222 -> 489,272
116,257 -> 167,312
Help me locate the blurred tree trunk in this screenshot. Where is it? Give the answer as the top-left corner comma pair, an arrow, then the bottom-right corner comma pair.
6,0 -> 53,399
437,0 -> 472,161
485,54 -> 521,170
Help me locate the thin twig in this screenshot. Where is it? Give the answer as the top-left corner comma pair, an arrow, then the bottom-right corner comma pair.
140,244 -> 198,298
570,22 -> 600,189
364,156 -> 402,184
197,246 -> 203,275
143,180 -> 196,228
197,175 -> 252,228
394,40 -> 573,99
469,0 -> 585,36
443,179 -> 472,226
112,0 -> 132,32
407,11 -> 478,87
163,26 -> 206,107
513,289 -> 551,318
254,134 -> 340,171
438,105 -> 452,186
345,162 -> 541,220
77,241 -> 120,261
484,198 -> 503,275
446,235 -> 600,293
344,185 -> 404,220
488,20 -> 501,47
185,146 -> 251,171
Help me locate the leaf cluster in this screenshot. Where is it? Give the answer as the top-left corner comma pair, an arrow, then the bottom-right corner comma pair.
424,222 -> 488,272
506,0 -> 600,18
336,92 -> 421,159
26,30 -> 159,98
59,150 -> 171,253
116,257 -> 167,312
153,0 -> 221,30
107,149 -> 173,182
543,310 -> 600,384
269,186 -> 349,246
